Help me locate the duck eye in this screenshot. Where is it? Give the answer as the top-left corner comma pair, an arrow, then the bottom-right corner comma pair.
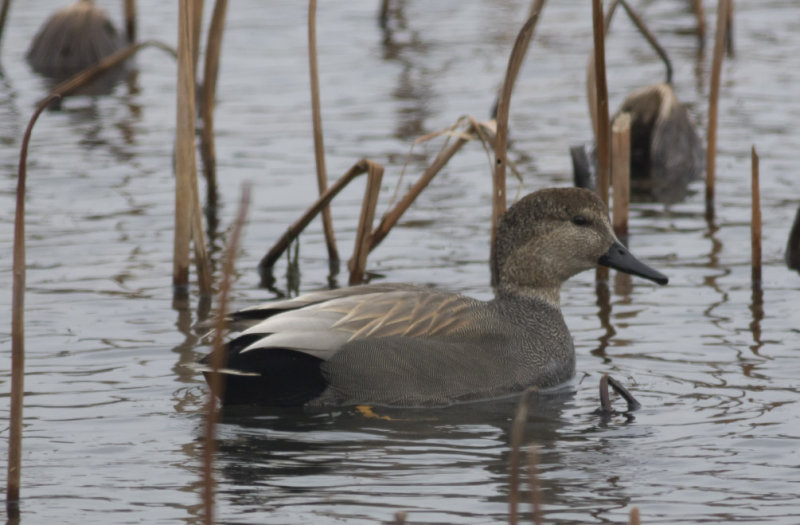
572,215 -> 591,226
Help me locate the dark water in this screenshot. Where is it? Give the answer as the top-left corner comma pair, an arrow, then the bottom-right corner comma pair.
1,1 -> 800,523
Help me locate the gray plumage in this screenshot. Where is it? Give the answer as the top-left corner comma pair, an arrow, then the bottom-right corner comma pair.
201,188 -> 667,408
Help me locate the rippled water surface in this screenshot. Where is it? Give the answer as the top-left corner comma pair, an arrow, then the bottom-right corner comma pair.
2,1 -> 800,523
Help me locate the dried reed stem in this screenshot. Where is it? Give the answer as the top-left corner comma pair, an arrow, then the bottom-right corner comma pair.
124,0 -> 137,42
629,506 -> 641,525
203,184 -> 252,525
751,145 -> 761,285
726,0 -> 735,57
591,0 -> 611,207
0,0 -> 11,47
46,40 -> 177,99
349,161 -> 384,285
691,0 -> 706,46
526,446 -> 543,525
592,0 -> 611,282
175,0 -> 212,297
494,10 -> 543,252
706,0 -> 730,219
612,112 -> 631,240
308,0 -> 340,274
200,0 -> 228,208
192,0 -> 204,73
378,0 -> 391,29
7,93 -> 61,519
614,0 -> 673,83
259,159 -> 378,274
509,387 -> 538,525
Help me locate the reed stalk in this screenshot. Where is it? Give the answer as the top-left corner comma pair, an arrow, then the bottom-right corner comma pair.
612,0 -> 673,83
526,446 -> 542,525
726,0 -> 735,57
192,0 -> 204,74
7,93 -> 61,519
45,40 -> 176,99
203,184 -> 251,525
200,0 -> 228,208
612,112 -> 630,241
378,0 -> 391,29
124,0 -> 137,42
0,0 -> 11,47
258,159 -> 381,280
591,0 -> 611,207
751,145 -> 761,286
493,10 -> 543,259
174,1 -> 194,294
691,0 -> 706,46
508,387 -> 538,525
308,0 -> 340,274
175,0 -> 212,298
348,161 -> 384,285
629,506 -> 641,525
591,0 -> 611,282
706,0 -> 730,219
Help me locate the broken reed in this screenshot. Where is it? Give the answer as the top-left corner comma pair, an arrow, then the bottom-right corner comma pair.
751,145 -> 761,285
200,0 -> 229,208
606,0 -> 673,84
7,93 -> 61,519
706,0 -> 731,219
612,112 -> 631,240
258,159 -> 384,286
203,185 -> 252,525
308,0 -> 341,274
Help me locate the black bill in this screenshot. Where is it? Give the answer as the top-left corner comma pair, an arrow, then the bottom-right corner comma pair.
598,241 -> 668,285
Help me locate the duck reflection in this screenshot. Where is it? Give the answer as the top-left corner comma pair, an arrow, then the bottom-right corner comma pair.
200,389 -> 639,522
379,0 -> 435,146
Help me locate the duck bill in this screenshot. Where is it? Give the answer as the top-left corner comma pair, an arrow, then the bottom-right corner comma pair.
598,241 -> 668,285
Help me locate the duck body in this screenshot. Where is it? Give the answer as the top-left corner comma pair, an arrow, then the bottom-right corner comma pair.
202,188 -> 667,408
209,284 -> 573,407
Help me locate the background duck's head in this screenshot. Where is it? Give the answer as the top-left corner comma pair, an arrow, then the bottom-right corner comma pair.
492,187 -> 667,303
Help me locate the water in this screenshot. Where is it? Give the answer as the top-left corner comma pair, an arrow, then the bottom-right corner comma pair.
1,0 -> 800,523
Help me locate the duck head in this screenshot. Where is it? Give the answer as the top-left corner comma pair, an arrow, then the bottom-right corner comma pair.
492,187 -> 667,303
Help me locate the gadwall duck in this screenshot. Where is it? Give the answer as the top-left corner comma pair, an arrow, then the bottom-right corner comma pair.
201,187 -> 667,407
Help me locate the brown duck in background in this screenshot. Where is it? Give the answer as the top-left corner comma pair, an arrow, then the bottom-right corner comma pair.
200,188 -> 668,408
573,0 -> 704,203
573,83 -> 704,203
26,0 -> 127,94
